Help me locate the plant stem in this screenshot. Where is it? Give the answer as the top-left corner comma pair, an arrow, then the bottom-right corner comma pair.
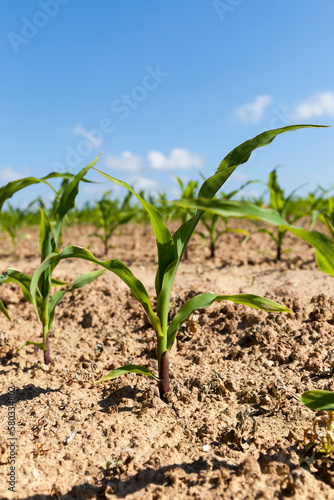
210,239 -> 215,258
158,350 -> 170,399
43,326 -> 51,365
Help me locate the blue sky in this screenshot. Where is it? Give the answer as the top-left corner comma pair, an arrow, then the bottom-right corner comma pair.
1,0 -> 334,207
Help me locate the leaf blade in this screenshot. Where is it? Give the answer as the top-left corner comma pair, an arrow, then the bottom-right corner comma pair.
0,299 -> 11,321
301,390 -> 334,411
95,364 -> 160,383
167,292 -> 291,350
93,169 -> 177,296
30,245 -> 161,335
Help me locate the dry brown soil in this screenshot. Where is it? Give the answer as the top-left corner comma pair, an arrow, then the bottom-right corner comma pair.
1,221 -> 334,500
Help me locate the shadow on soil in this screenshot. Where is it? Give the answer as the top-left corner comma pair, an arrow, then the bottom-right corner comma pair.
17,456 -> 235,499
0,384 -> 64,407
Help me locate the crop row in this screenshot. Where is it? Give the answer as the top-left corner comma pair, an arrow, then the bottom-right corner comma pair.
1,125 -> 334,456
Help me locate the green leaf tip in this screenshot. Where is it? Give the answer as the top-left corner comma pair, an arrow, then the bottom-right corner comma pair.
301,390 -> 334,411
95,364 -> 160,384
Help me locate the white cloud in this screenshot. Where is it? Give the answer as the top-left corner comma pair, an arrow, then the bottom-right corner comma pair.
292,91 -> 334,119
0,165 -> 29,183
148,148 -> 202,171
131,177 -> 161,196
234,95 -> 272,123
104,151 -> 143,173
83,182 -> 120,197
73,123 -> 102,148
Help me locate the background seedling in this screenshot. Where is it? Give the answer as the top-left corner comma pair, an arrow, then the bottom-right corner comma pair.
319,195 -> 334,240
235,407 -> 257,450
0,157 -> 104,364
89,190 -> 134,255
30,126 -> 326,399
256,168 -> 306,260
301,390 -> 334,454
0,202 -> 27,251
195,181 -> 255,258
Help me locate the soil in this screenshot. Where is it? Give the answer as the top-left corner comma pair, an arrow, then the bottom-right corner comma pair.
1,221 -> 334,500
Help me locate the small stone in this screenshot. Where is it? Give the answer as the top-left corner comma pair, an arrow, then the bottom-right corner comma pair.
203,444 -> 210,452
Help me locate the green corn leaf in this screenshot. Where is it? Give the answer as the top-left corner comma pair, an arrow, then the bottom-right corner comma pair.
0,171 -> 95,212
93,169 -> 177,297
53,154 -> 102,242
47,271 -> 105,329
287,226 -> 334,277
38,207 -> 55,300
161,128 -> 321,335
268,169 -> 285,212
167,199 -> 288,226
17,340 -> 45,351
42,172 -> 95,183
50,278 -> 67,286
67,269 -> 105,290
47,290 -> 67,329
301,390 -> 334,411
39,206 -> 54,262
0,177 -> 58,211
2,269 -> 34,304
95,364 -> 160,383
163,195 -> 293,332
0,274 -> 8,285
167,292 -> 292,350
0,299 -> 11,321
2,269 -> 66,306
30,245 -> 162,335
173,125 -> 327,262
200,125 -> 327,199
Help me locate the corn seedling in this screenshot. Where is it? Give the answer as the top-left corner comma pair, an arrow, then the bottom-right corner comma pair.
0,203 -> 28,251
195,181 -> 256,258
0,157 -> 104,364
300,390 -> 334,454
238,168 -> 305,260
300,185 -> 330,229
89,190 -> 134,255
235,407 -> 257,450
30,126 -> 325,398
319,196 -> 334,240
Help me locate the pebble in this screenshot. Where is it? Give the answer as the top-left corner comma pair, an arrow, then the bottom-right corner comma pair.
203,445 -> 210,452
263,360 -> 274,368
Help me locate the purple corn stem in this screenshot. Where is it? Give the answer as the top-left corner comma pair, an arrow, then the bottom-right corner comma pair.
43,330 -> 51,365
158,350 -> 170,399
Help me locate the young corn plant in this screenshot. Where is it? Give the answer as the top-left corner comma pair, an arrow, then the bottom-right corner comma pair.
195,181 -> 256,258
301,390 -> 334,454
0,157 -> 104,364
299,186 -> 329,229
0,171 -> 72,322
89,190 -> 134,255
319,196 -> 334,240
30,125 -> 325,398
253,168 -> 306,260
0,203 -> 27,251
